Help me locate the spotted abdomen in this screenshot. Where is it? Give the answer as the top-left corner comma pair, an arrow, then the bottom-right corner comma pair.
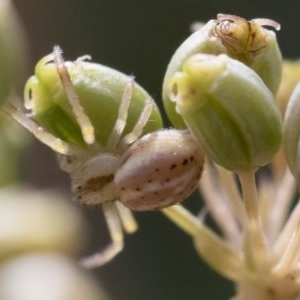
114,129 -> 205,211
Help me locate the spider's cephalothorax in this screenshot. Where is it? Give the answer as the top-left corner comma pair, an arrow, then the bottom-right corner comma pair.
7,46 -> 205,268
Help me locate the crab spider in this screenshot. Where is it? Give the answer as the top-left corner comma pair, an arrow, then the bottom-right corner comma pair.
7,46 -> 204,268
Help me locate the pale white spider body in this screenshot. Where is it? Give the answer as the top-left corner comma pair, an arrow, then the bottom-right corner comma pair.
65,129 -> 204,211
7,46 -> 204,268
61,151 -> 121,206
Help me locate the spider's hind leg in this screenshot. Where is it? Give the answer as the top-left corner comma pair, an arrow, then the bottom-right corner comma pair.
79,202 -> 126,268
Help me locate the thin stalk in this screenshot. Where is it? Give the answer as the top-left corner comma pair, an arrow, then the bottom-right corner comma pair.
162,205 -> 243,280
238,169 -> 269,272
162,205 -> 201,236
215,164 -> 245,225
200,164 -> 242,249
273,217 -> 300,276
272,199 -> 300,276
266,169 -> 296,243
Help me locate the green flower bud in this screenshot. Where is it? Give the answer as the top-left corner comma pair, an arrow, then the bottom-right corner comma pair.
168,54 -> 282,171
283,82 -> 300,176
163,14 -> 282,128
25,51 -> 162,147
0,0 -> 28,105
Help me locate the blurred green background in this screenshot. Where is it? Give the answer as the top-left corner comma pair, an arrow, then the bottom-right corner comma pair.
12,0 -> 300,299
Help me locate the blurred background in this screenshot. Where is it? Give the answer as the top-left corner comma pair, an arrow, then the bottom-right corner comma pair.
11,0 -> 300,299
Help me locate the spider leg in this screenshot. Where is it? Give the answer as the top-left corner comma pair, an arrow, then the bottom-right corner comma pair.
120,98 -> 153,149
106,77 -> 135,150
52,46 -> 95,145
79,202 -> 124,268
116,202 -> 138,234
4,105 -> 76,156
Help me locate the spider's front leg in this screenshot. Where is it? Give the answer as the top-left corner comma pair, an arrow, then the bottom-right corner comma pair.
4,105 -> 76,156
53,46 -> 95,145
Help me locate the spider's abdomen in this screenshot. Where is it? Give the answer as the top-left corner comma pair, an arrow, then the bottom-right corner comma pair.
115,129 -> 205,211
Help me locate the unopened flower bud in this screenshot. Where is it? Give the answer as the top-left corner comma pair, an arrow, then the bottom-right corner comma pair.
163,14 -> 282,128
283,82 -> 300,176
276,59 -> 300,117
25,50 -> 162,147
168,54 -> 282,171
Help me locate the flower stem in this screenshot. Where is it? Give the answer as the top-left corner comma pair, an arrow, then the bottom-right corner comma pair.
162,205 -> 201,236
238,169 -> 269,272
162,205 -> 243,280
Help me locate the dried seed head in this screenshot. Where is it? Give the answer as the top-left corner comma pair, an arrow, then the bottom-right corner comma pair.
115,129 -> 205,211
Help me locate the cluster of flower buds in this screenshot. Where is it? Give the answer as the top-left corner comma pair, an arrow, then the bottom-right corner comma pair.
163,13 -> 282,129
161,14 -> 300,300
